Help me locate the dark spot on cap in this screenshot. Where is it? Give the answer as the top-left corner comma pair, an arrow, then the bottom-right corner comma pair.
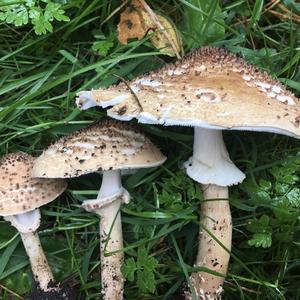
117,105 -> 127,116
294,115 -> 300,127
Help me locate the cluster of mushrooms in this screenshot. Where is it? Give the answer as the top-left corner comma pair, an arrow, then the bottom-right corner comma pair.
1,47 -> 299,300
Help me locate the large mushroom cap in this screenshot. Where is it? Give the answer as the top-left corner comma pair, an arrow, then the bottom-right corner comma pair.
33,120 -> 166,178
0,152 -> 67,216
76,47 -> 300,138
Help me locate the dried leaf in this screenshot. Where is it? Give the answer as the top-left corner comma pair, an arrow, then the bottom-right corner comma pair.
117,0 -> 182,57
148,14 -> 182,57
118,0 -> 148,44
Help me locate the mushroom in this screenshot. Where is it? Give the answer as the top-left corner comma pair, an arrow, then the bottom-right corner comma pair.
32,120 -> 166,300
75,47 -> 300,299
0,152 -> 68,296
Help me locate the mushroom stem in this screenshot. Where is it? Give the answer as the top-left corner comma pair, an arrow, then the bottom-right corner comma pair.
5,210 -> 55,292
184,128 -> 244,299
185,128 -> 245,187
98,170 -> 122,198
20,231 -> 55,291
189,185 -> 231,300
95,170 -> 125,300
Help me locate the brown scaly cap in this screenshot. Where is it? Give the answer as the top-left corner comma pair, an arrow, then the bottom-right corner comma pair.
32,120 -> 166,178
76,47 -> 300,138
0,152 -> 67,216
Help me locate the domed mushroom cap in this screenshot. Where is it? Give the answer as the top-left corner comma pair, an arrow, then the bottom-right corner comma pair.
0,152 -> 67,217
33,120 -> 166,178
76,47 -> 300,138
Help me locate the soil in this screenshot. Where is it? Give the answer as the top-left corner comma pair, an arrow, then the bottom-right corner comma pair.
26,282 -> 75,300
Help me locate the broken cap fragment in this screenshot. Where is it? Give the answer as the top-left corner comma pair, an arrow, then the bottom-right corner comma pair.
76,47 -> 300,138
0,152 -> 67,217
32,120 -> 167,179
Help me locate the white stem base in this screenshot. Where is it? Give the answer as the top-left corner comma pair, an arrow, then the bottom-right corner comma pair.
20,231 -> 55,291
186,184 -> 231,300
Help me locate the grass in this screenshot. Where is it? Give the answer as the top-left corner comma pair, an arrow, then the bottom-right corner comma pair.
0,0 -> 299,299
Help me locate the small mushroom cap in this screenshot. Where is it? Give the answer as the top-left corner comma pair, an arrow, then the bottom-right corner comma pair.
0,152 -> 67,217
32,120 -> 166,178
76,47 -> 300,138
